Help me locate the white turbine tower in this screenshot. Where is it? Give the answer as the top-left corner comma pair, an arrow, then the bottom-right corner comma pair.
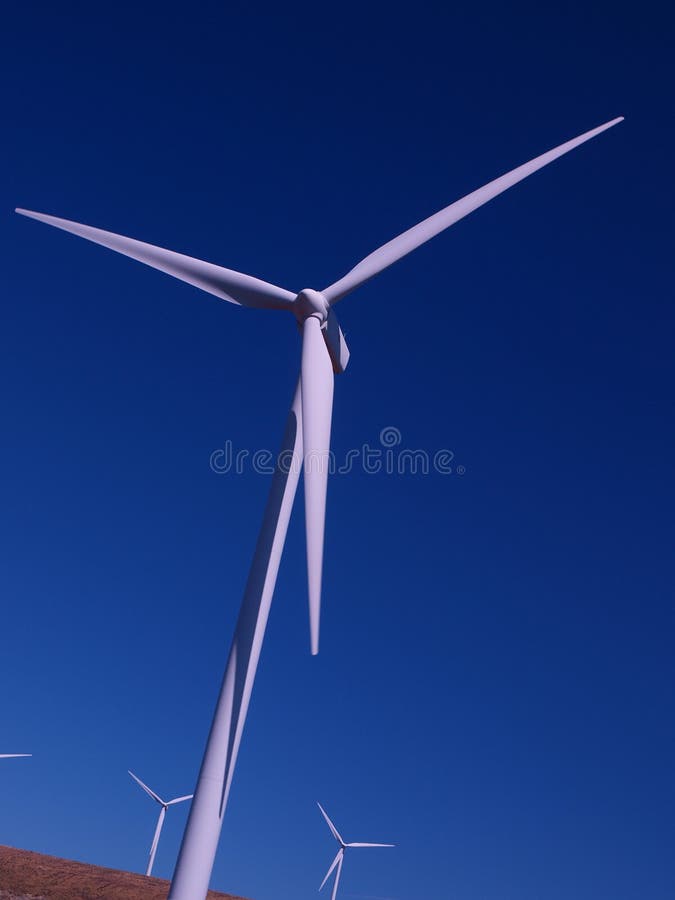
16,116 -> 623,899
317,802 -> 394,900
129,770 -> 193,877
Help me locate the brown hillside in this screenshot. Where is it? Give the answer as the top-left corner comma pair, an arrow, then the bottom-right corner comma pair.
0,846 -> 250,900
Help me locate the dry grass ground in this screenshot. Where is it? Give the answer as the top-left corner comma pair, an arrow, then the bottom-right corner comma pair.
0,846 -> 250,900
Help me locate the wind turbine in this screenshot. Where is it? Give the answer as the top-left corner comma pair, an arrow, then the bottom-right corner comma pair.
129,770 -> 193,877
0,754 -> 31,759
16,116 -> 623,899
317,802 -> 394,900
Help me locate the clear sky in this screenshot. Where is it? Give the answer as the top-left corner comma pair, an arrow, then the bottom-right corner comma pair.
1,3 -> 673,899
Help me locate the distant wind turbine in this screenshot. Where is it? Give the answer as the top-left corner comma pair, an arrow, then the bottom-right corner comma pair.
17,115 -> 623,899
317,803 -> 394,900
129,770 -> 193,877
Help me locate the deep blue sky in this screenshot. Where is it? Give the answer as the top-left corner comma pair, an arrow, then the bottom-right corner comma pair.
1,3 -> 673,899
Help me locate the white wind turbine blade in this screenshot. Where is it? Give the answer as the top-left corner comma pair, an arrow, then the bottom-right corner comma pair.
301,317 -> 335,655
15,208 -> 296,310
167,794 -> 194,806
323,116 -> 624,303
129,770 -> 165,806
346,842 -> 395,848
169,381 -> 304,900
0,754 -> 31,758
320,849 -> 343,891
317,802 -> 344,845
146,804 -> 167,877
330,851 -> 345,900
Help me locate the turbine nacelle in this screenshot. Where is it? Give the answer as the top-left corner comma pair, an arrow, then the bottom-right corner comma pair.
294,288 -> 330,324
294,289 -> 350,375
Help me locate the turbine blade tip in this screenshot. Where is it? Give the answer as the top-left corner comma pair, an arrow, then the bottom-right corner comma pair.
15,208 -> 44,221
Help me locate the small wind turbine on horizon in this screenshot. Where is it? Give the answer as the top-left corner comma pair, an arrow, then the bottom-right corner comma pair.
317,802 -> 394,900
17,115 -> 624,899
128,770 -> 193,877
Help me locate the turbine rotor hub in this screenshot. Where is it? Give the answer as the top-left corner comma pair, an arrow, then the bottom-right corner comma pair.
294,289 -> 329,325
